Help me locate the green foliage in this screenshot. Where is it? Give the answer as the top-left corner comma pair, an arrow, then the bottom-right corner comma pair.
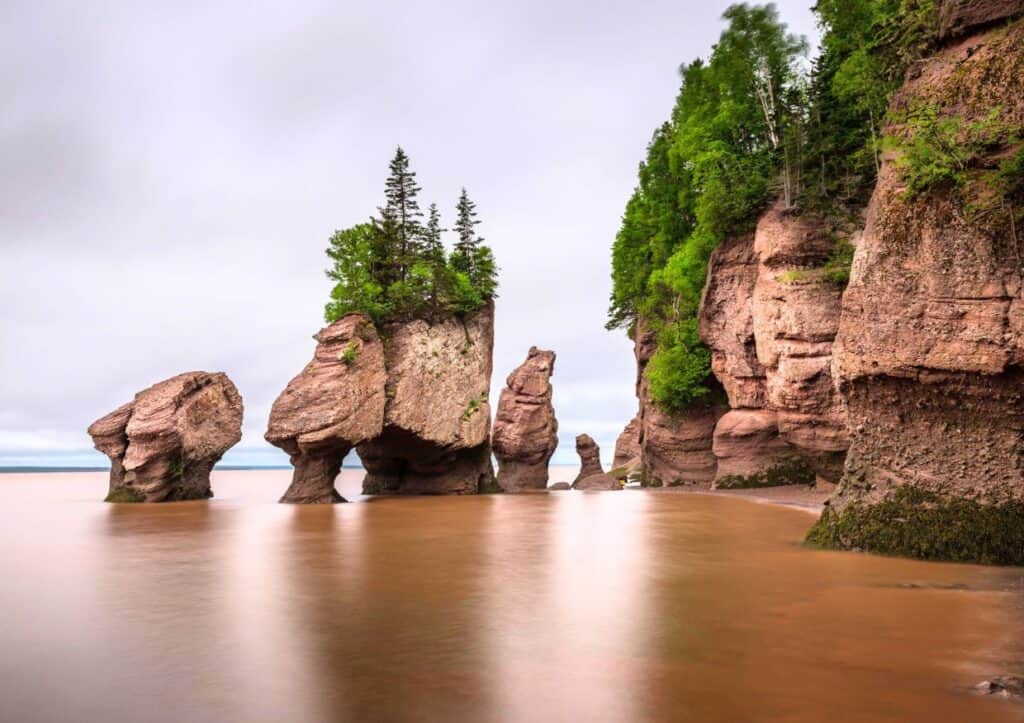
339,340 -> 359,366
609,3 -> 806,409
325,148 -> 499,324
462,397 -> 481,421
891,106 -> 1021,199
823,237 -> 855,285
805,485 -> 1024,565
608,1 -> 949,413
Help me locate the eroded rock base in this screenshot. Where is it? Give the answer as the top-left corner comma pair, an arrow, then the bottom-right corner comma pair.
359,428 -> 495,495
280,450 -> 349,504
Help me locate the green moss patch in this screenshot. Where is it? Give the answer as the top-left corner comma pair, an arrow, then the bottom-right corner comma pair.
105,486 -> 145,503
716,458 -> 816,490
805,486 -> 1024,566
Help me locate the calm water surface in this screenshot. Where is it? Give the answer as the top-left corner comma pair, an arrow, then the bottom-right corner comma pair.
1,469 -> 1022,722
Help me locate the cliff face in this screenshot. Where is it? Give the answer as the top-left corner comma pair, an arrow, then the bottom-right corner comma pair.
696,216 -> 848,488
633,318 -> 725,487
267,305 -> 496,501
491,347 -> 558,492
808,8 -> 1024,564
89,372 -> 243,502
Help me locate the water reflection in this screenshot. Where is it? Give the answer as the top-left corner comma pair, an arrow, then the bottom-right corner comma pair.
0,471 -> 1021,722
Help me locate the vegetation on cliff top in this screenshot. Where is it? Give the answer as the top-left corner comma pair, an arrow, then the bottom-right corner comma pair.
324,148 -> 498,324
608,1 -> 939,413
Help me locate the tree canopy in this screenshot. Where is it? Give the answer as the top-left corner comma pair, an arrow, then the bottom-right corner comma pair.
325,148 -> 499,324
608,1 -> 939,412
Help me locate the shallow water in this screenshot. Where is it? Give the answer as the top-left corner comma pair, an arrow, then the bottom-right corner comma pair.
1,469 -> 1022,722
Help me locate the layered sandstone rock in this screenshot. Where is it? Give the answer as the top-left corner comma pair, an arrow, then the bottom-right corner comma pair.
89,372 -> 243,502
612,416 -> 641,477
359,305 -> 495,495
268,305 -> 496,501
750,204 -> 850,481
938,0 -> 1024,39
491,347 -> 558,491
809,15 -> 1024,564
572,434 -> 604,484
266,315 -> 386,503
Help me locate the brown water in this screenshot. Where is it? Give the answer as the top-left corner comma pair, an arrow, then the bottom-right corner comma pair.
1,469 -> 1022,722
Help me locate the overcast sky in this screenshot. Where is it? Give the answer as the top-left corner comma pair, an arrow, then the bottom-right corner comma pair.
1,0 -> 818,467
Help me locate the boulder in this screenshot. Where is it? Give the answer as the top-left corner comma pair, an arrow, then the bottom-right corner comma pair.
266,314 -> 386,503
574,473 -> 621,491
548,481 -> 571,491
974,677 -> 1024,699
492,347 -> 558,491
358,304 -> 496,495
88,372 -> 243,502
572,434 -> 604,484
809,20 -> 1024,565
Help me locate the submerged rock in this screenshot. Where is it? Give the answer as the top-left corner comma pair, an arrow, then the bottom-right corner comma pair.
572,434 -> 603,484
88,372 -> 243,502
492,347 -> 558,492
265,314 -> 386,503
574,473 -> 621,491
974,677 -> 1024,699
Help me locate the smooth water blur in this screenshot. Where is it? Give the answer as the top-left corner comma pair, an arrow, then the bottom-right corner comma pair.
1,469 -> 1022,722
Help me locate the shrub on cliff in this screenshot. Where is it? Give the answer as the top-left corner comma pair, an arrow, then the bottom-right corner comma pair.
324,148 -> 499,324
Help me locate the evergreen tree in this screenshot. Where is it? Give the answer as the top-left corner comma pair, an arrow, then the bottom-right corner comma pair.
451,187 -> 482,264
381,146 -> 424,278
449,188 -> 498,305
423,203 -> 445,262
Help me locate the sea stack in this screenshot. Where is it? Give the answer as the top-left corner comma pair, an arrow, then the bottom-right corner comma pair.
265,314 -> 386,503
88,372 -> 243,502
572,434 -> 604,484
612,416 -> 641,479
267,304 -> 496,500
491,347 -> 558,492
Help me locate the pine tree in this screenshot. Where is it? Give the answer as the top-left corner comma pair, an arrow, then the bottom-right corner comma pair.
423,203 -> 445,262
452,187 -> 482,265
381,147 -> 424,279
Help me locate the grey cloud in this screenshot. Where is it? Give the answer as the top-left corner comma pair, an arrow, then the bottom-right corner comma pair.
1,0 -> 819,463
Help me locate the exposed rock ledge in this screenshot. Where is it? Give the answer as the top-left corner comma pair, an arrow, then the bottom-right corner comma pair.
492,347 -> 558,492
267,305 -> 496,502
88,372 -> 243,502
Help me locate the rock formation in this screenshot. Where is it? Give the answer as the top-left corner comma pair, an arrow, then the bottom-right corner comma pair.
574,473 -> 621,491
629,318 -> 727,487
612,416 -> 641,478
808,8 -> 1024,564
572,434 -> 604,484
548,481 -> 571,491
88,372 -> 243,502
491,347 -> 558,491
696,211 -> 850,488
266,315 -> 386,503
267,305 -> 496,501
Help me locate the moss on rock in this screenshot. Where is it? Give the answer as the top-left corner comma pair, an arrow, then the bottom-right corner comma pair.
105,486 -> 145,503
805,486 -> 1024,566
715,457 -> 816,490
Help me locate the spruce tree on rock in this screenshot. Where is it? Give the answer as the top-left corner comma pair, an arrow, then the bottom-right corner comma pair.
381,147 -> 424,279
